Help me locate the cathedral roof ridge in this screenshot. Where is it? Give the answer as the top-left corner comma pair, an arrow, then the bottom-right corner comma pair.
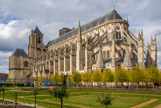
46,9 -> 123,47
11,48 -> 28,57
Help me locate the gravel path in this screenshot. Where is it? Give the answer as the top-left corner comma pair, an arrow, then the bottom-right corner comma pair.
130,99 -> 158,108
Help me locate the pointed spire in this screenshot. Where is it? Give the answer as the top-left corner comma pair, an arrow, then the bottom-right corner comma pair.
123,46 -> 132,67
96,45 -> 104,71
77,21 -> 82,42
141,29 -> 143,35
34,26 -> 43,35
151,35 -> 153,41
127,16 -> 128,22
155,34 -> 156,42
141,29 -> 143,39
138,29 -> 141,39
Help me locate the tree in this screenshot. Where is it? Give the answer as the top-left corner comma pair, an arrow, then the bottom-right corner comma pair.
97,93 -> 114,108
61,76 -> 67,89
37,77 -> 44,85
52,87 -> 67,108
102,69 -> 113,86
145,66 -> 160,90
50,77 -> 67,108
91,69 -> 102,87
67,75 -> 73,87
51,73 -> 60,85
129,66 -> 145,89
72,72 -> 81,87
59,73 -> 64,83
81,71 -> 91,87
114,68 -> 129,87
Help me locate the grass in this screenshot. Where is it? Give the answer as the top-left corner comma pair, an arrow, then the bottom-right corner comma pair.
0,88 -> 161,108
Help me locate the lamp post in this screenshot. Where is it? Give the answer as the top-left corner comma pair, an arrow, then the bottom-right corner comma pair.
3,88 -> 4,104
15,91 -> 17,108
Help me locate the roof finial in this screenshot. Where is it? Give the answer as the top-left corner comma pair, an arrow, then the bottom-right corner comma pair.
114,5 -> 115,10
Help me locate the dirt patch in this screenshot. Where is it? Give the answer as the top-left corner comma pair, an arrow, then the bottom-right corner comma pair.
130,99 -> 158,108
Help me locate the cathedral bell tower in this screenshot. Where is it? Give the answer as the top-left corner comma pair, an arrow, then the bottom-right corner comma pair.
28,26 -> 44,59
150,35 -> 157,66
137,29 -> 144,68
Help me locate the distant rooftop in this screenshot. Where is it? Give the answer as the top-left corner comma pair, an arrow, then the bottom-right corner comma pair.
0,73 -> 8,78
11,48 -> 28,57
46,9 -> 122,47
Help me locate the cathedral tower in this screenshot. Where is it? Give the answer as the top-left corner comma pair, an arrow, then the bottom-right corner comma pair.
28,26 -> 46,59
150,35 -> 157,66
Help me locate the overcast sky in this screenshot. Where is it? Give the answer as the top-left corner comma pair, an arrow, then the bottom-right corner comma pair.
0,0 -> 161,73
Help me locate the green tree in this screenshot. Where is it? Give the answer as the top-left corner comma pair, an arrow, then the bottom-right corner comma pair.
145,66 -> 160,90
53,88 -> 67,108
72,72 -> 81,87
49,76 -> 68,108
81,71 -> 91,87
61,76 -> 67,89
102,69 -> 114,86
129,66 -> 145,90
114,68 -> 129,87
91,69 -> 102,87
97,93 -> 114,108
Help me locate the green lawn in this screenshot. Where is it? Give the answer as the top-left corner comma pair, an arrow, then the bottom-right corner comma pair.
0,88 -> 161,108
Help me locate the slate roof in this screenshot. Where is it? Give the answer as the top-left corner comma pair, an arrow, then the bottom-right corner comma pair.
11,48 -> 28,57
46,9 -> 122,47
34,26 -> 43,35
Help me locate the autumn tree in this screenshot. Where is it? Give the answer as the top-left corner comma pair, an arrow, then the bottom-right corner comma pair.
91,69 -> 102,87
67,75 -> 73,87
114,68 -> 129,87
102,69 -> 114,86
129,66 -> 145,90
59,73 -> 64,83
37,77 -> 45,85
72,72 -> 81,87
81,71 -> 91,87
51,73 -> 59,85
145,66 -> 160,90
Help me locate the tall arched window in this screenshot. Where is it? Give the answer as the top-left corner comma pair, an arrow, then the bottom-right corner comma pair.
116,26 -> 121,39
103,51 -> 106,59
107,50 -> 110,59
24,61 -> 28,67
108,27 -> 112,41
36,37 -> 41,43
37,48 -> 41,58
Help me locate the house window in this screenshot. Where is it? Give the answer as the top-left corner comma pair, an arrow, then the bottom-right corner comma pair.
24,61 -> 28,67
